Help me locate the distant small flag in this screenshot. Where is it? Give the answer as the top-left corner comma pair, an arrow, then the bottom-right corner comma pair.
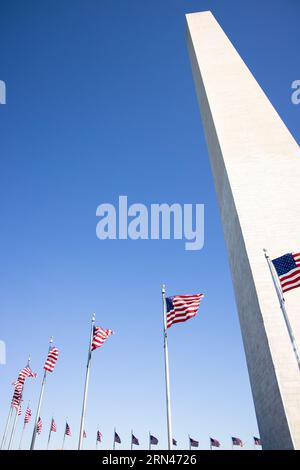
210,437 -> 220,448
44,347 -> 59,373
37,417 -> 42,434
114,431 -> 121,444
172,438 -> 177,446
65,422 -> 71,437
254,436 -> 261,446
150,435 -> 158,445
24,407 -> 32,424
166,294 -> 204,329
189,437 -> 199,448
18,405 -> 22,416
272,252 -> 300,293
132,434 -> 139,446
91,327 -> 113,351
232,436 -> 243,447
83,430 -> 87,438
97,430 -> 102,443
51,418 -> 57,432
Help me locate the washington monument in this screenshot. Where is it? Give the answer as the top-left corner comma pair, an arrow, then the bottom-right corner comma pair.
186,11 -> 300,449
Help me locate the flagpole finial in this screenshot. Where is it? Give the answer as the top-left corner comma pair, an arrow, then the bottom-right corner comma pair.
92,313 -> 96,323
28,354 -> 31,365
161,284 -> 166,294
49,336 -> 54,344
263,248 -> 269,258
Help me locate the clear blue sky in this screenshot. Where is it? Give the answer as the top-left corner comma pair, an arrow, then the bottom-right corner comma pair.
0,0 -> 299,450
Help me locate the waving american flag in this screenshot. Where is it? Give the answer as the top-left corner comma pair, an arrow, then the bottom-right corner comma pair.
91,327 -> 113,351
44,347 -> 59,372
272,252 -> 300,293
166,294 -> 204,329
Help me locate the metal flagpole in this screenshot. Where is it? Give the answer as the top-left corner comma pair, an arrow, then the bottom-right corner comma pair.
131,430 -> 133,451
161,284 -> 173,450
7,407 -> 18,450
18,421 -> 26,451
47,417 -> 53,450
149,432 -> 151,451
8,354 -> 31,450
188,435 -> 191,451
62,421 -> 67,450
30,336 -> 53,450
264,249 -> 300,369
18,401 -> 30,451
0,406 -> 13,449
78,313 -> 95,450
113,427 -> 116,450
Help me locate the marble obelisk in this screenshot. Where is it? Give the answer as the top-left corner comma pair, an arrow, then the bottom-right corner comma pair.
186,11 -> 300,449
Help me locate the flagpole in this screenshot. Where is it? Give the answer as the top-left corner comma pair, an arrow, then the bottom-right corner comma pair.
18,401 -> 30,450
78,313 -> 95,450
62,421 -> 67,450
30,337 -> 53,450
8,354 -> 31,450
18,422 -> 26,450
47,417 -> 53,450
0,406 -> 13,449
161,284 -> 173,451
188,435 -> 191,451
131,429 -> 133,451
7,407 -> 18,450
264,249 -> 300,369
113,427 -> 116,450
149,432 -> 151,451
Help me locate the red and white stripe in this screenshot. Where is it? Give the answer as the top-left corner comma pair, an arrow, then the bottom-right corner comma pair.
51,418 -> 57,432
18,366 -> 36,381
24,407 -> 32,424
167,294 -> 204,329
37,417 -> 42,434
279,252 -> 300,293
44,347 -> 59,372
91,327 -> 113,351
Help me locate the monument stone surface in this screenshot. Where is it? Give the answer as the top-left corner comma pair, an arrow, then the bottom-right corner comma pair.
186,11 -> 300,449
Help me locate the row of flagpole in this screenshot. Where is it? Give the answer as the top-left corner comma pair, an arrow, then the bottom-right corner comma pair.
1,248 -> 299,451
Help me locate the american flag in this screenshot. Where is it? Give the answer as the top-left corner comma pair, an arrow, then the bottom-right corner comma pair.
51,418 -> 57,432
24,407 -> 32,424
189,437 -> 199,448
232,436 -> 243,447
132,434 -> 139,446
65,422 -> 71,436
172,438 -> 177,446
210,437 -> 220,448
114,431 -> 121,444
44,347 -> 59,372
97,430 -> 102,443
37,417 -> 42,434
166,294 -> 204,329
18,366 -> 36,382
150,435 -> 158,445
254,436 -> 261,446
91,327 -> 113,351
272,252 -> 300,293
83,430 -> 87,438
17,405 -> 22,416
